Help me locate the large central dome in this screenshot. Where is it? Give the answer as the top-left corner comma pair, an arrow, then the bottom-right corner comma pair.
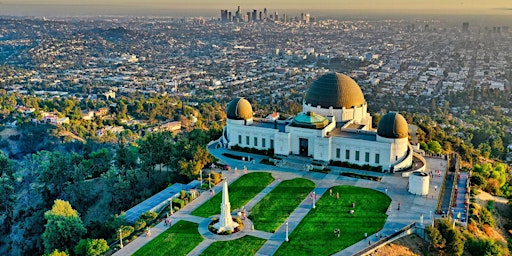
305,73 -> 365,109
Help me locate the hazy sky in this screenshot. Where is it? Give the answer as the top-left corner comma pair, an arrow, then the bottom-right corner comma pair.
1,0 -> 512,16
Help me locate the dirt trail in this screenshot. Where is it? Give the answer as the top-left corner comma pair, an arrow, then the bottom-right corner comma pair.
373,234 -> 428,256
475,190 -> 510,242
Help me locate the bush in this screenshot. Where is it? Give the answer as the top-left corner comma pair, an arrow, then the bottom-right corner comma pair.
340,172 -> 381,182
119,225 -> 134,239
139,211 -> 158,223
468,238 -> 503,256
134,220 -> 146,231
487,200 -> 495,211
260,158 -> 276,166
172,198 -> 185,209
210,171 -> 222,185
480,207 -> 496,227
311,168 -> 330,174
75,238 -> 109,256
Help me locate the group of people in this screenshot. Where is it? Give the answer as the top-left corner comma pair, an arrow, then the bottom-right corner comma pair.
163,217 -> 172,227
328,189 -> 340,199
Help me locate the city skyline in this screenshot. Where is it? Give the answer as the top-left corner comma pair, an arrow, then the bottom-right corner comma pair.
1,0 -> 512,17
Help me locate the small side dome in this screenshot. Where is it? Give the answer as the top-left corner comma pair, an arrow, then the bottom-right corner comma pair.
291,111 -> 329,129
227,97 -> 253,120
377,112 -> 408,139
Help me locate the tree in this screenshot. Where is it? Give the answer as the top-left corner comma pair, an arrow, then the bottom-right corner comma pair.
74,238 -> 109,256
426,226 -> 445,250
46,249 -> 69,256
42,199 -> 87,253
445,228 -> 464,256
467,238 -> 503,256
427,140 -> 443,154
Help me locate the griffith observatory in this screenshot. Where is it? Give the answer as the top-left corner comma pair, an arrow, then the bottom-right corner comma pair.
221,72 -> 413,172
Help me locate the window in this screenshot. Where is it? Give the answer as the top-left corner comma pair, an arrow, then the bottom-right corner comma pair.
246,136 -> 250,146
365,152 -> 370,162
270,139 -> 274,149
336,148 -> 341,158
254,137 -> 258,147
238,135 -> 242,144
355,151 -> 360,161
262,138 -> 266,148
375,153 -> 380,164
345,149 -> 350,160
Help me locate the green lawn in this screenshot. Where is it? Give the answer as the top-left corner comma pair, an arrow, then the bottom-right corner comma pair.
275,185 -> 390,256
199,235 -> 266,256
133,220 -> 203,256
191,172 -> 275,218
250,178 -> 315,232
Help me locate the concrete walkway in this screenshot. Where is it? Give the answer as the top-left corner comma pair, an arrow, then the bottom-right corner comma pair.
452,172 -> 469,222
113,144 -> 447,256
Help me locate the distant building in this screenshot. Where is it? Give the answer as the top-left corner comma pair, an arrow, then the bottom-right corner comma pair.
266,112 -> 279,121
462,22 -> 469,32
151,121 -> 181,132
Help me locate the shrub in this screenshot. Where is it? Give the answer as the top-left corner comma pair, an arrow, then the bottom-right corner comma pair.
75,238 -> 109,256
468,238 -> 503,256
260,158 -> 276,166
483,224 -> 494,236
172,198 -> 185,209
139,211 -> 158,223
487,200 -> 495,211
210,171 -> 222,185
480,207 -> 496,227
119,225 -> 134,239
134,220 -> 146,231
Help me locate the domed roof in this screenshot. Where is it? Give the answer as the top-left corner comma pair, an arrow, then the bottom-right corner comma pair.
291,111 -> 329,129
227,97 -> 253,120
377,112 -> 408,139
305,72 -> 366,109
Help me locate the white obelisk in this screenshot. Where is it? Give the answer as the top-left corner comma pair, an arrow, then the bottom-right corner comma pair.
213,179 -> 239,233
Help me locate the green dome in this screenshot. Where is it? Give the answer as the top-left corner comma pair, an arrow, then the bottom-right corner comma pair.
377,112 -> 408,139
305,72 -> 365,109
227,97 -> 253,120
292,112 -> 329,129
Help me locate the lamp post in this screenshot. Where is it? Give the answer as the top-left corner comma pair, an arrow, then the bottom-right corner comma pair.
119,229 -> 123,248
209,172 -> 211,189
285,222 -> 289,242
312,191 -> 316,209
200,170 -> 202,186
170,198 -> 173,214
430,210 -> 434,228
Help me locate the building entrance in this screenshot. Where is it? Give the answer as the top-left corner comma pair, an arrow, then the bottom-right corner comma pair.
299,138 -> 308,156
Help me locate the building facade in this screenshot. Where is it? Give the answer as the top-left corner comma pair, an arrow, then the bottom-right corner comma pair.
221,72 -> 413,172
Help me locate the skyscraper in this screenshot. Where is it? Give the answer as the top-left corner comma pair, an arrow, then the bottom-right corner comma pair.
462,22 -> 469,32
252,10 -> 257,22
220,10 -> 228,22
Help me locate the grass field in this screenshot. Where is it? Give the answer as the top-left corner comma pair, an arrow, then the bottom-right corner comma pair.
199,235 -> 266,256
249,178 -> 315,232
133,220 -> 203,256
191,172 -> 275,218
274,185 -> 391,256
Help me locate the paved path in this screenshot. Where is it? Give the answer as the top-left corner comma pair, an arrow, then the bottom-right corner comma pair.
452,172 -> 469,222
113,144 -> 447,256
